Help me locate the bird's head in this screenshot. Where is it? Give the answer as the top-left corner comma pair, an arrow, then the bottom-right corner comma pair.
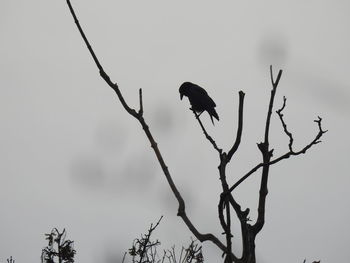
179,82 -> 192,100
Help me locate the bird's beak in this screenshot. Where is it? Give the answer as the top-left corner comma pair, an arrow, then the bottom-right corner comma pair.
180,94 -> 183,100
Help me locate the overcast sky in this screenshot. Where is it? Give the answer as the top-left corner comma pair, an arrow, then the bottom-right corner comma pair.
0,1 -> 349,262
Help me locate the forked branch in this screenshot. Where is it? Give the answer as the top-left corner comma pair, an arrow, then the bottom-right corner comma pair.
229,72 -> 326,194
252,66 -> 282,234
192,90 -> 245,160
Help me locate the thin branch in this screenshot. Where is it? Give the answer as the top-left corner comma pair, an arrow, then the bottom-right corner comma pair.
276,96 -> 293,151
215,90 -> 245,262
150,216 -> 164,232
65,0 -> 226,255
275,96 -> 327,158
192,109 -> 222,154
192,90 -> 245,159
217,160 -> 233,261
253,65 -> 282,234
225,198 -> 232,260
214,91 -> 245,262
139,117 -> 226,251
271,116 -> 327,160
219,192 -> 249,262
227,91 -> 245,162
229,163 -> 263,192
264,65 -> 282,144
66,0 -> 102,72
218,194 -> 228,232
270,64 -> 283,89
229,114 -> 327,193
121,252 -> 127,263
66,0 -> 137,117
138,88 -> 143,116
138,216 -> 163,263
217,157 -> 241,262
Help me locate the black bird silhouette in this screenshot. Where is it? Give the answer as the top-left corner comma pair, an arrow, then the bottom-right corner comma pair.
179,82 -> 219,124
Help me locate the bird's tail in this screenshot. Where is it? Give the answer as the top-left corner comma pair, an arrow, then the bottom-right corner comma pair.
209,109 -> 219,125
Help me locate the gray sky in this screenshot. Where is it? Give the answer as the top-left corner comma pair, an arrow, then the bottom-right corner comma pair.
0,1 -> 349,262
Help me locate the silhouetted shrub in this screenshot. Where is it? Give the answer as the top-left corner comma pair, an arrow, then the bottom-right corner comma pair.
124,217 -> 203,263
41,228 -> 76,263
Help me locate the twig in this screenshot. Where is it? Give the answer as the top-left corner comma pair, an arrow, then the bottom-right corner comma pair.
122,252 -> 127,263
276,96 -> 293,151
192,109 -> 222,153
139,88 -> 143,116
276,100 -> 327,154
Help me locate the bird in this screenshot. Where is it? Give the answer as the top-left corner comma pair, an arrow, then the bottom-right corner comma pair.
179,82 -> 219,124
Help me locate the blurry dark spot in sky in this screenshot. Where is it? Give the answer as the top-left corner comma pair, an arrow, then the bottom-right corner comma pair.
157,186 -> 176,212
70,156 -> 105,189
94,121 -> 127,153
119,154 -> 157,191
291,68 -> 350,114
151,105 -> 174,135
257,33 -> 288,68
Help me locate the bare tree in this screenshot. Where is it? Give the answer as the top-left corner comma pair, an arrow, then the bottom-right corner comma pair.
64,1 -> 326,262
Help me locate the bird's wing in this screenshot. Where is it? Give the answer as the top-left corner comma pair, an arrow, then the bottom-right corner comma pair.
191,84 -> 217,107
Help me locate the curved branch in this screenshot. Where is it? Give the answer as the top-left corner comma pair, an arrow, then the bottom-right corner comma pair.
227,91 -> 245,162
65,0 -> 226,254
